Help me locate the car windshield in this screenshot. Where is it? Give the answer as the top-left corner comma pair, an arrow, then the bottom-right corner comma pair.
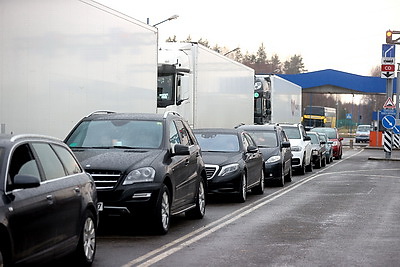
195,133 -> 240,152
309,134 -> 319,144
281,127 -> 301,139
311,128 -> 337,139
319,134 -> 327,142
66,120 -> 163,149
357,126 -> 371,132
246,131 -> 278,148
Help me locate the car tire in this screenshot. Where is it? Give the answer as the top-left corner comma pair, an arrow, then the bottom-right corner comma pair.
75,210 -> 96,266
306,158 -> 313,172
321,155 -> 326,167
298,159 -> 306,175
252,170 -> 264,195
277,165 -> 285,187
285,164 -> 292,182
0,244 -> 4,267
153,184 -> 171,235
237,172 -> 247,203
315,156 -> 321,169
186,179 -> 206,219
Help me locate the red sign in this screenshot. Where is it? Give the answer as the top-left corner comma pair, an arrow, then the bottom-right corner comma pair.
383,97 -> 395,109
381,64 -> 395,71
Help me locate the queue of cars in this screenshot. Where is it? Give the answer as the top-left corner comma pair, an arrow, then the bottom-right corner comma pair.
0,112 -> 344,266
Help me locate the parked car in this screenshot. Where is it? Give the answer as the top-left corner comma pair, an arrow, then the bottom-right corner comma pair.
279,123 -> 313,174
64,111 -> 206,234
238,124 -> 292,187
0,134 -> 98,266
355,125 -> 372,143
307,132 -> 326,168
193,128 -> 264,203
318,132 -> 333,164
309,127 -> 343,159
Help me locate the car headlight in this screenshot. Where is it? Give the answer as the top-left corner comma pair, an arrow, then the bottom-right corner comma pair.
123,167 -> 155,185
219,163 -> 239,177
291,146 -> 302,152
266,155 -> 281,163
312,150 -> 319,155
332,141 -> 338,146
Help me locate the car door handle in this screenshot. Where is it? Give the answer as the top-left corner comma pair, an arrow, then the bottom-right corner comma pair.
185,159 -> 190,166
74,187 -> 81,194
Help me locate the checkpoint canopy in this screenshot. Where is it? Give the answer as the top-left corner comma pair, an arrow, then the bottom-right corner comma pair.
279,69 -> 397,95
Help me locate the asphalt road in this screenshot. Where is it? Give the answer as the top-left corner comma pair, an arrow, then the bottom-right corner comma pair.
90,147 -> 400,267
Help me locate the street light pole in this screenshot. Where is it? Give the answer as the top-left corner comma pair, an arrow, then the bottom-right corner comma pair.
151,15 -> 179,27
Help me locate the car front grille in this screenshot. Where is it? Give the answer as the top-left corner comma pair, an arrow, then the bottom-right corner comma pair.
86,170 -> 121,190
205,164 -> 219,180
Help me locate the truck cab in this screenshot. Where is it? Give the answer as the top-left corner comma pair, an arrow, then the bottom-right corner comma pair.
254,76 -> 271,124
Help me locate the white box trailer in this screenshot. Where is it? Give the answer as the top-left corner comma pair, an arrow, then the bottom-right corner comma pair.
0,0 -> 158,139
157,42 -> 254,129
254,74 -> 302,124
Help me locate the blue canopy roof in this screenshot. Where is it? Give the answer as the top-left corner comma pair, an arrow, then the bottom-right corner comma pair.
278,69 -> 397,94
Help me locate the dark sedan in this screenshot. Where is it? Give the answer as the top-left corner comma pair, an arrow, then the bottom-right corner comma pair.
194,128 -> 264,203
0,134 -> 98,266
238,124 -> 292,187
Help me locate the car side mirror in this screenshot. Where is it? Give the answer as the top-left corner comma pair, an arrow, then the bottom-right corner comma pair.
171,144 -> 190,156
281,141 -> 291,148
247,145 -> 258,153
304,136 -> 311,141
339,137 -> 344,141
13,174 -> 41,189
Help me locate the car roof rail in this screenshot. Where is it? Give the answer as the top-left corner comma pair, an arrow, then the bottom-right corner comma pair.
10,134 -> 61,143
163,111 -> 181,119
86,110 -> 116,117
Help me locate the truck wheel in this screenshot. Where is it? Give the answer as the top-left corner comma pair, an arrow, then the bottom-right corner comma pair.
154,184 -> 171,234
186,179 -> 206,219
75,210 -> 96,266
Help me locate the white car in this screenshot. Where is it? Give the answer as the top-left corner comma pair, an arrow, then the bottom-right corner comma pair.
280,123 -> 312,174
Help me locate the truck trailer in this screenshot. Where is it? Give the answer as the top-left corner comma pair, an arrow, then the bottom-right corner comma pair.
157,42 -> 255,128
254,74 -> 302,125
0,0 -> 158,139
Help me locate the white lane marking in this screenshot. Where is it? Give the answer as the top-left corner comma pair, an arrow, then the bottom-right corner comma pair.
123,149 -> 386,267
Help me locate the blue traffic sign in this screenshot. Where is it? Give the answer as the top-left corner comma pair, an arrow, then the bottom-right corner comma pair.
382,44 -> 396,58
346,113 -> 352,119
382,115 -> 396,129
393,125 -> 400,134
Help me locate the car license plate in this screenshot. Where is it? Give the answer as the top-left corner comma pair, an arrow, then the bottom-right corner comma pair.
97,202 -> 103,212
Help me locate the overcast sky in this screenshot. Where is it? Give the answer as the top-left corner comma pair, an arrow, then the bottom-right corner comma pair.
96,0 -> 399,77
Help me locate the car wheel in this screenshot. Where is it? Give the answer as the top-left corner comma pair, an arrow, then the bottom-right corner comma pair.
252,170 -> 264,195
0,244 -> 4,267
186,179 -> 206,219
315,156 -> 321,169
154,184 -> 171,234
237,172 -> 247,203
285,164 -> 292,182
298,159 -> 306,175
321,155 -> 326,167
75,210 -> 96,266
306,157 -> 313,172
277,164 -> 285,187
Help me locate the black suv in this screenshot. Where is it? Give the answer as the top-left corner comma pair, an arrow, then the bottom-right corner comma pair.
0,134 -> 98,266
65,111 -> 206,234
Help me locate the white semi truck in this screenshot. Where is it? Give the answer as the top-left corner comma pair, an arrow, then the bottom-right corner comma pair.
254,74 -> 302,124
157,42 -> 255,128
0,0 -> 158,139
